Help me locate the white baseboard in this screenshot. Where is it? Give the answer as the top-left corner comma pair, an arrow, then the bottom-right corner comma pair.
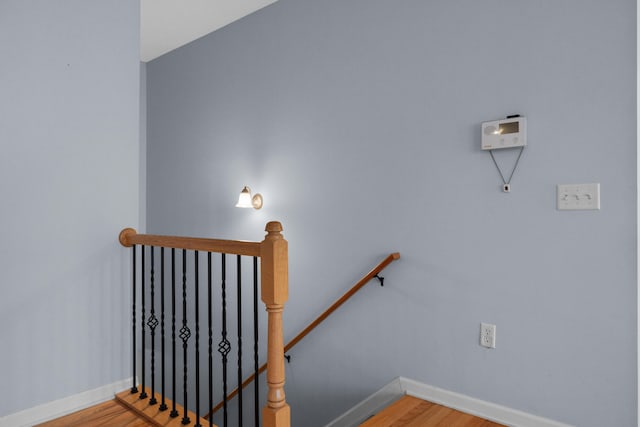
0,378 -> 133,427
325,378 -> 405,426
400,377 -> 574,427
325,377 -> 574,427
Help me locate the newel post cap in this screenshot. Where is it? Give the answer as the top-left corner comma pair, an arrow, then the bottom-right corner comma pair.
261,221 -> 288,305
265,221 -> 283,238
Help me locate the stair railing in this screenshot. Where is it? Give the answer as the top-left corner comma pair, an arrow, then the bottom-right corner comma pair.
119,221 -> 289,427
205,251 -> 401,418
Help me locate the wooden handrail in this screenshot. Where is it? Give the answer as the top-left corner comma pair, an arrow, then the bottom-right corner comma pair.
205,251 -> 400,419
284,252 -> 400,352
118,228 -> 261,257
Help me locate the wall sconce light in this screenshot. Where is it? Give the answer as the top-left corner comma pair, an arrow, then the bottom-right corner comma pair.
235,186 -> 263,210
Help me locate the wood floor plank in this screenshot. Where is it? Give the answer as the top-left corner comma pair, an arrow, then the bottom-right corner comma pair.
437,410 -> 482,426
92,401 -> 149,427
404,403 -> 452,426
35,399 -> 146,427
358,395 -> 507,427
395,400 -> 437,425
360,395 -> 427,426
456,416 -> 496,427
38,401 -> 110,427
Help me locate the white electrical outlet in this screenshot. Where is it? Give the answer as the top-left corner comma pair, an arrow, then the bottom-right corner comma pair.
480,323 -> 496,349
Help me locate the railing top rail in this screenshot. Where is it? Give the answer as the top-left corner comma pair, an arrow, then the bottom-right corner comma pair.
119,228 -> 262,257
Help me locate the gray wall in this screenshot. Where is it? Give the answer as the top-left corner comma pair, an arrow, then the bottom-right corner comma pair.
0,0 -> 140,417
146,1 -> 637,426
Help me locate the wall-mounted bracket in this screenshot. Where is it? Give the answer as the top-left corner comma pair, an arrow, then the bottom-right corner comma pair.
374,274 -> 385,287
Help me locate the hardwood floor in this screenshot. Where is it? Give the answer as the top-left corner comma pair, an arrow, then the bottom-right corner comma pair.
35,399 -> 149,427
360,395 -> 506,427
35,393 -> 502,427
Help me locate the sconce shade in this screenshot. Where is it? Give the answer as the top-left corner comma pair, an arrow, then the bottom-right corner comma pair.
236,186 -> 263,210
236,186 -> 253,208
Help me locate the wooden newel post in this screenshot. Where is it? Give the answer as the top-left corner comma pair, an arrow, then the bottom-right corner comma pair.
260,221 -> 290,427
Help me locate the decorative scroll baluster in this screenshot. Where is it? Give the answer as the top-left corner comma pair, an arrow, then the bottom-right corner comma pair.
131,245 -> 138,394
160,247 -> 168,411
236,255 -> 243,426
208,252 -> 213,427
218,254 -> 230,427
148,247 -> 158,405
253,256 -> 260,425
171,248 -> 179,418
140,245 -> 148,400
180,249 -> 191,425
195,251 -> 202,427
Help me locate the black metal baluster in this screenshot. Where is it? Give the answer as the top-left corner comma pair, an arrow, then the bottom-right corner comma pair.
236,255 -> 243,426
140,246 -> 148,399
208,252 -> 213,427
131,245 -> 138,394
195,251 -> 202,427
171,248 -> 179,418
148,247 -> 158,405
180,249 -> 192,425
218,254 -> 230,427
160,247 -> 168,411
253,256 -> 259,426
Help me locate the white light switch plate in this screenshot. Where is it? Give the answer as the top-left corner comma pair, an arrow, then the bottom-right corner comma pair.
557,183 -> 600,210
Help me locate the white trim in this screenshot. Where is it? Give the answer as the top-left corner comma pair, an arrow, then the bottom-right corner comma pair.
400,377 -> 573,427
325,378 -> 405,426
325,377 -> 573,427
0,378 -> 132,427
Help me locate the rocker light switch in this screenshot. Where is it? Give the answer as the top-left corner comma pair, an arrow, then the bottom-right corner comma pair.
557,183 -> 600,210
